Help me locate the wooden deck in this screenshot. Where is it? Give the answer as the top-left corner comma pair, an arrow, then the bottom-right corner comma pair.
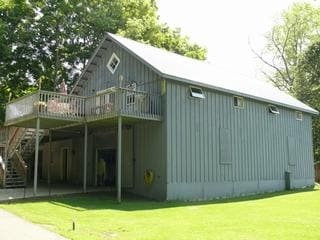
5,88 -> 162,129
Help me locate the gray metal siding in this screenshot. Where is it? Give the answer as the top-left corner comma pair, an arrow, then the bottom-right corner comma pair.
166,80 -> 314,199
132,121 -> 166,200
79,41 -> 160,96
42,139 -> 79,183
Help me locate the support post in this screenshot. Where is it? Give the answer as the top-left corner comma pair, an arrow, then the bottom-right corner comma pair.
3,127 -> 9,187
48,130 -> 52,196
83,124 -> 88,193
33,118 -> 40,196
117,116 -> 122,203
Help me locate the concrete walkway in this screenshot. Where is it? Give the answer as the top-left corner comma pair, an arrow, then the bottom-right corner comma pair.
0,185 -> 111,202
0,185 -> 83,202
0,209 -> 67,240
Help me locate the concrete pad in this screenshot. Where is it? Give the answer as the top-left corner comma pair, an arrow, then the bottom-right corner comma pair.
0,185 -> 112,202
0,209 -> 67,240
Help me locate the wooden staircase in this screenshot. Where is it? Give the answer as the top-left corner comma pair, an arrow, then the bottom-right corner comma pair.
0,127 -> 45,188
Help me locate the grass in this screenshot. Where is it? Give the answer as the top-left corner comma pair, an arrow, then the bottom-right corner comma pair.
1,188 -> 320,240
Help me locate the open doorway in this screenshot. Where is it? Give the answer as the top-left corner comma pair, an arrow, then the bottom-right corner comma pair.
96,149 -> 116,187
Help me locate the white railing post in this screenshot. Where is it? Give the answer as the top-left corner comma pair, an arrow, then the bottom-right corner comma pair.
83,123 -> 88,193
33,117 -> 40,196
117,116 -> 122,203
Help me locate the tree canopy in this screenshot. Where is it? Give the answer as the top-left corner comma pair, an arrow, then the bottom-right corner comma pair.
295,42 -> 320,162
0,0 -> 207,122
254,2 -> 320,92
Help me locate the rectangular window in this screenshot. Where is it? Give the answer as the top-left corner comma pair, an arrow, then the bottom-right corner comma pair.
107,53 -> 120,74
190,86 -> 205,99
296,111 -> 303,121
268,105 -> 279,114
233,96 -> 244,108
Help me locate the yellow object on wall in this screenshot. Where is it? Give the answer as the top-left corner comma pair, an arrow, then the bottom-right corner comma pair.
144,169 -> 154,185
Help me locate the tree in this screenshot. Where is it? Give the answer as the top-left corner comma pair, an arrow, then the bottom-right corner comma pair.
0,0 -> 38,118
252,3 -> 320,92
295,42 -> 320,162
0,0 -> 206,123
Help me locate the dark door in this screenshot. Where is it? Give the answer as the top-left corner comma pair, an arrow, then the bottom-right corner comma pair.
97,149 -> 116,187
61,148 -> 69,182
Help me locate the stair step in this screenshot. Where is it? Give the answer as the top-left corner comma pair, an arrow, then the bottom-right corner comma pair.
6,180 -> 25,184
3,127 -> 45,189
5,184 -> 26,188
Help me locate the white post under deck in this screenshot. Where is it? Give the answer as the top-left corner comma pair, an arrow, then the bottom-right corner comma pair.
83,124 -> 88,193
33,117 -> 40,196
48,130 -> 52,195
117,116 -> 122,203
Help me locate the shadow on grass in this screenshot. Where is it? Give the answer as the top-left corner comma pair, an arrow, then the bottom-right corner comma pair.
3,186 -> 319,212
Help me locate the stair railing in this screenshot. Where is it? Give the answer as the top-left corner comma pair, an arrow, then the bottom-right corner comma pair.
7,127 -> 26,158
0,155 -> 4,187
20,129 -> 44,157
12,152 -> 27,185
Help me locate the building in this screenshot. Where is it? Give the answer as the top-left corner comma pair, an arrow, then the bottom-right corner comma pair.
0,33 -> 318,201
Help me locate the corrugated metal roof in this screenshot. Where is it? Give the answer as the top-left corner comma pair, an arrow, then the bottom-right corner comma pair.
73,33 -> 319,115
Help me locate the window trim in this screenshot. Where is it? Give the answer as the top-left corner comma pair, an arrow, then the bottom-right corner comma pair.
233,96 -> 245,108
189,86 -> 205,99
268,105 -> 280,114
107,53 -> 120,74
295,111 -> 303,121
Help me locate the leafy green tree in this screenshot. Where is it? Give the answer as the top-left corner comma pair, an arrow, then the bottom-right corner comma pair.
295,42 -> 320,162
0,0 -> 206,123
253,3 -> 320,92
0,0 -> 37,119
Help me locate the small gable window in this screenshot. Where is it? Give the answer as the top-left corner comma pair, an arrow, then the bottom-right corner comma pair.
107,53 -> 120,74
268,105 -> 279,114
233,96 -> 244,108
190,86 -> 205,99
296,111 -> 303,121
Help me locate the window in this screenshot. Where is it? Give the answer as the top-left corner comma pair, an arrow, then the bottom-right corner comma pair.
107,53 -> 120,74
268,105 -> 279,114
233,96 -> 244,108
190,86 -> 205,99
296,111 -> 303,121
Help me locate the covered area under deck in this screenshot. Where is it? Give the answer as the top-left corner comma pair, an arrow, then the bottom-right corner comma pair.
3,90 -> 162,202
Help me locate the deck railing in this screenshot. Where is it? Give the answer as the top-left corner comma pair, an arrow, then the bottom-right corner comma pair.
86,87 -> 117,119
5,88 -> 162,125
5,92 -> 39,122
5,91 -> 86,123
118,88 -> 161,119
38,91 -> 86,119
86,87 -> 161,121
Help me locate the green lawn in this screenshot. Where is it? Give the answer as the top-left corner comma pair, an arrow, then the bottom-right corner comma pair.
1,188 -> 320,240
